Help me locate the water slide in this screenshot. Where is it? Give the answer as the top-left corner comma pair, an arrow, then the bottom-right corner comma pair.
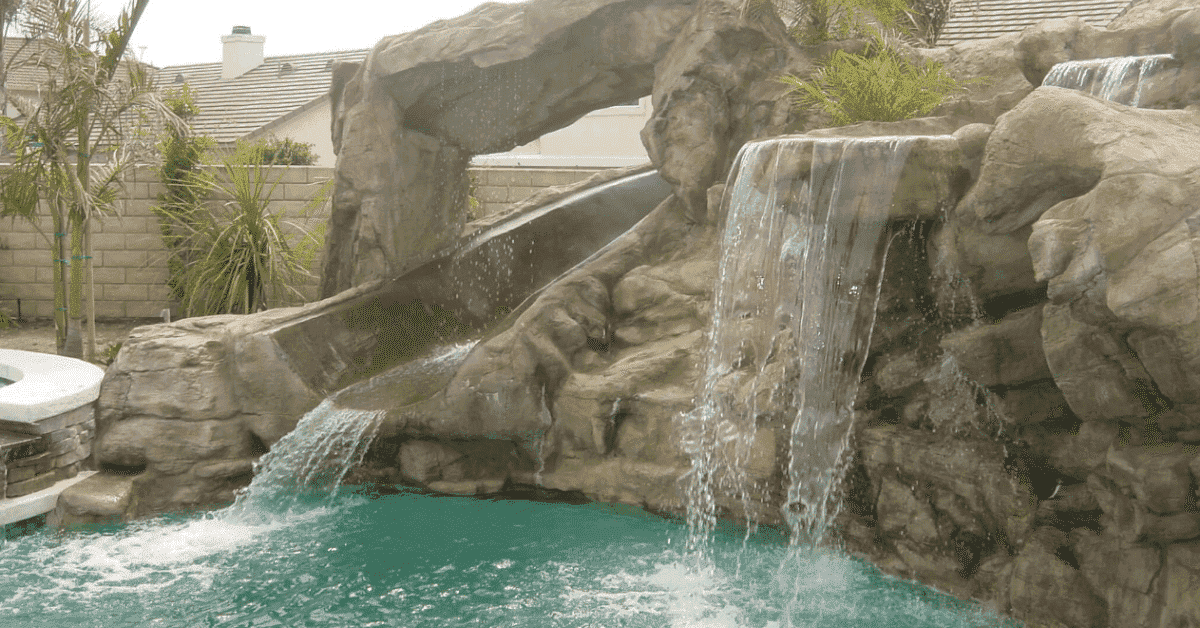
263,168 -> 673,397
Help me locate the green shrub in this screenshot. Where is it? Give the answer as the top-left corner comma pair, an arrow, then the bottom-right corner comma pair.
779,44 -> 965,125
901,0 -> 953,46
154,86 -> 216,304
153,141 -> 328,316
242,135 -> 317,166
98,342 -> 122,366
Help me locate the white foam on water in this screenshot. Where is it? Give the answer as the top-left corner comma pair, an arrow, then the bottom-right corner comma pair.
0,503 -> 340,608
548,545 -> 792,628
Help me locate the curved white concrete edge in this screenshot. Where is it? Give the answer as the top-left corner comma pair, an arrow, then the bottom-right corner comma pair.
0,349 -> 105,423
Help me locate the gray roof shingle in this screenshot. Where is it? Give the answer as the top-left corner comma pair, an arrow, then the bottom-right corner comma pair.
2,37 -> 56,91
939,0 -> 1135,46
157,48 -> 368,144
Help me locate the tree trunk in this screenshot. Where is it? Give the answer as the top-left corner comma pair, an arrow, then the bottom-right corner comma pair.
85,221 -> 96,362
52,200 -> 68,353
65,209 -> 84,359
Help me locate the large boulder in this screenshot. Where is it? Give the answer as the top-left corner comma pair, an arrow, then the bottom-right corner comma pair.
79,286 -> 397,520
917,33 -> 1036,127
959,88 -> 1200,425
641,0 -> 806,221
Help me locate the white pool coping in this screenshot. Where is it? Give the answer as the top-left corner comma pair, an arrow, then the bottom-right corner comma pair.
0,470 -> 97,526
0,349 -> 105,423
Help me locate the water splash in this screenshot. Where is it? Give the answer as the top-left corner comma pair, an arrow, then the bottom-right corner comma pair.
1042,54 -> 1172,106
0,490 -> 1017,627
684,136 -> 922,562
227,399 -> 385,520
232,340 -> 487,518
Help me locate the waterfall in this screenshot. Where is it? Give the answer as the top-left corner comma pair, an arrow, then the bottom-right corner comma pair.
1042,54 -> 1172,106
227,341 -> 477,520
684,136 -> 920,557
226,399 -> 385,519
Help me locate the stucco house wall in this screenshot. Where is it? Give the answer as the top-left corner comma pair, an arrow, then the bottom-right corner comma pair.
252,96 -> 339,166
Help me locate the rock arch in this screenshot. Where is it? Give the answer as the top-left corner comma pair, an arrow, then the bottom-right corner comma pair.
321,0 -> 699,297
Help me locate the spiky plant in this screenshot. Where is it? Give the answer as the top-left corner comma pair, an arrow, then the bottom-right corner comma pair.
779,43 -> 965,125
152,141 -> 327,317
764,0 -> 911,43
902,0 -> 954,46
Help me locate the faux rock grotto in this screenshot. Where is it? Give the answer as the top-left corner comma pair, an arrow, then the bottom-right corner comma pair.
61,0 -> 1200,626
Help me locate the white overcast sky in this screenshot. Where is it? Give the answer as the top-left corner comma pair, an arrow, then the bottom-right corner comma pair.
88,0 -> 525,67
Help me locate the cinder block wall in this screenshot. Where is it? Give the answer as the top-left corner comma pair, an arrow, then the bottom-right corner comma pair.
470,167 -> 605,216
0,165 -> 609,320
0,165 -> 333,320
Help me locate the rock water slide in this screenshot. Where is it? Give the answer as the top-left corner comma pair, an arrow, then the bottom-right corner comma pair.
58,166 -> 670,524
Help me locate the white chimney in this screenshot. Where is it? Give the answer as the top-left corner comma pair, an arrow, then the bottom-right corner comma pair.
221,25 -> 264,80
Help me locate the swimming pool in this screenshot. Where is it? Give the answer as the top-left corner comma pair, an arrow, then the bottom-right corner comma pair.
0,487 -> 1019,628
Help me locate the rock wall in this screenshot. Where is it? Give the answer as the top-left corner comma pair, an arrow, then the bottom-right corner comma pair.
339,4 -> 1200,626
67,166 -> 670,522
835,10 -> 1200,627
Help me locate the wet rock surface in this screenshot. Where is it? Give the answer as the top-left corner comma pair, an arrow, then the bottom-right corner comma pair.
840,16 -> 1200,626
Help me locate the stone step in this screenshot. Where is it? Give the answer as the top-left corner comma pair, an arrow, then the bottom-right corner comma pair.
0,470 -> 96,527
6,468 -> 60,498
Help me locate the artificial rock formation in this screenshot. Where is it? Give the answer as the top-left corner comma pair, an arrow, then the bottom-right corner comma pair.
81,0 -> 1200,625
840,80 -> 1200,628
1016,6 -> 1200,109
340,133 -> 969,521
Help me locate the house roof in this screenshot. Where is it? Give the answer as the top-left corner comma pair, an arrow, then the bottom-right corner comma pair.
2,37 -> 56,91
2,37 -> 148,92
158,48 -> 368,144
938,0 -> 1135,46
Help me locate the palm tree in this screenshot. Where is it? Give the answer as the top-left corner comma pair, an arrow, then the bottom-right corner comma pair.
0,0 -> 176,359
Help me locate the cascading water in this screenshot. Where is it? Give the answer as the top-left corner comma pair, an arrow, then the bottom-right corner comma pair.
224,399 -> 385,520
1042,54 -> 1173,106
227,340 -> 479,519
685,136 -> 919,558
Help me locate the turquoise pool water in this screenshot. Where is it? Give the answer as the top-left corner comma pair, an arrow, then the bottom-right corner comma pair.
0,487 -> 1018,628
